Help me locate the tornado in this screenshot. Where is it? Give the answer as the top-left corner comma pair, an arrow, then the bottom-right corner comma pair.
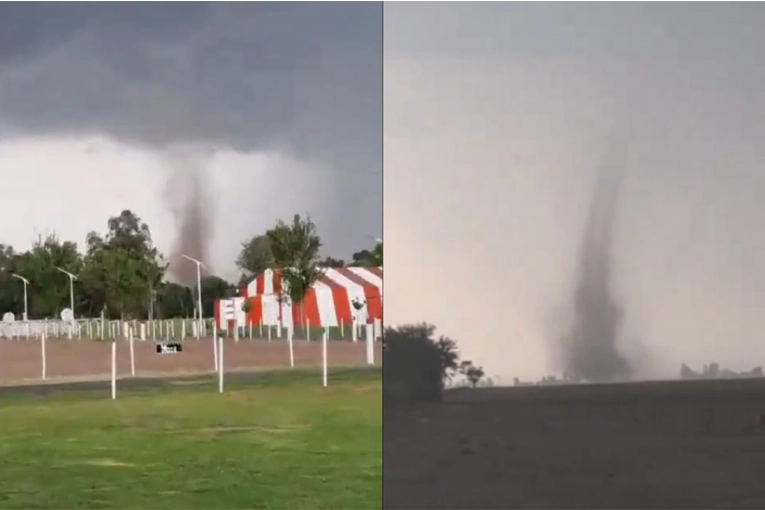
163,144 -> 213,287
563,139 -> 633,382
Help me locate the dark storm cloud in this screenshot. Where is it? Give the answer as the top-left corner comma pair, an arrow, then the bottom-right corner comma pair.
0,2 -> 382,257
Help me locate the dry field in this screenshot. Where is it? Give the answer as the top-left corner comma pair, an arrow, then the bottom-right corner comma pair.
0,337 -> 381,384
384,379 -> 765,509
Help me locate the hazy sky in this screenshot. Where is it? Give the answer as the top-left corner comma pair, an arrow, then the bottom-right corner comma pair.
385,3 -> 765,381
0,3 -> 382,281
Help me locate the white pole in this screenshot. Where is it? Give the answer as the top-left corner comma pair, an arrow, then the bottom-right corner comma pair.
22,280 -> 28,322
41,331 -> 47,380
267,324 -> 271,342
322,330 -> 328,387
249,320 -> 252,340
111,341 -> 117,400
351,318 -> 358,342
129,329 -> 135,377
212,325 -> 219,371
306,318 -> 311,342
69,276 -> 74,323
218,335 -> 224,393
196,263 -> 203,343
181,320 -> 186,339
366,324 -> 374,366
287,326 -> 295,368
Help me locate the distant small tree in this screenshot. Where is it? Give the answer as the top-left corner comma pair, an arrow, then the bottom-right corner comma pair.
321,256 -> 345,268
459,360 -> 485,388
241,299 -> 252,314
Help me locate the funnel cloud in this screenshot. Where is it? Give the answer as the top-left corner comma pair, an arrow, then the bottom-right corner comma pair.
158,144 -> 216,286
563,141 -> 632,382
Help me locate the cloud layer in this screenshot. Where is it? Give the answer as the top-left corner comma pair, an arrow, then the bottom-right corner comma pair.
0,3 -> 382,277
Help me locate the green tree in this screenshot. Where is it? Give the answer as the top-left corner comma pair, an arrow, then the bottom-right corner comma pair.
266,214 -> 324,327
81,210 -> 166,319
100,247 -> 145,320
200,275 -> 234,318
350,240 -> 382,267
157,283 -> 195,319
0,244 -> 23,316
236,234 -> 275,279
321,256 -> 345,268
16,233 -> 83,318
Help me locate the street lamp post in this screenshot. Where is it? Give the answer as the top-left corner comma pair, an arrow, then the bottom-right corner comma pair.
10,274 -> 29,322
54,266 -> 77,322
181,254 -> 205,337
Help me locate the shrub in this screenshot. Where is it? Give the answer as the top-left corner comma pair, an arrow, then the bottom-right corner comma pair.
383,323 -> 460,405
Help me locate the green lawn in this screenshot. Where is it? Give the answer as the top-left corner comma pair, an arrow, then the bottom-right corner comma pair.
0,369 -> 382,509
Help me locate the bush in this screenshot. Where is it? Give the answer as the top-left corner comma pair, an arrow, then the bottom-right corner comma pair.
383,323 -> 459,405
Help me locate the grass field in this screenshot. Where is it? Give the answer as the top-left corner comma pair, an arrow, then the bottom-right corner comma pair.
0,368 -> 382,509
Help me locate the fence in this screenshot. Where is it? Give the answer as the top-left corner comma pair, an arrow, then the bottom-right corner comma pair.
0,317 -> 382,342
0,318 -> 383,388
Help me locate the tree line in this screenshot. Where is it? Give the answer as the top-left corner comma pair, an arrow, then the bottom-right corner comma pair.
0,210 -> 382,321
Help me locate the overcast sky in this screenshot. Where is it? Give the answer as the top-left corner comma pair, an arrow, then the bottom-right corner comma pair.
0,3 -> 382,281
385,3 -> 765,381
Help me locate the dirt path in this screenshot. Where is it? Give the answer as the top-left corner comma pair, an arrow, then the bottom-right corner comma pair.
0,337 -> 381,384
385,381 -> 765,509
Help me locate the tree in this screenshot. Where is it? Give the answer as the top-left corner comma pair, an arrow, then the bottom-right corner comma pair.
236,234 -> 275,278
350,240 -> 383,267
80,210 -> 166,320
458,360 -> 485,388
321,256 -> 345,268
100,247 -> 145,320
266,214 -> 324,327
105,210 -> 166,318
0,244 -> 23,316
16,233 -> 83,319
200,275 -> 234,318
383,323 -> 461,404
371,241 -> 382,266
157,283 -> 195,319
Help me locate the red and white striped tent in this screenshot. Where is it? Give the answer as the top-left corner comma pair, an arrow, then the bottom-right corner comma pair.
215,267 -> 383,329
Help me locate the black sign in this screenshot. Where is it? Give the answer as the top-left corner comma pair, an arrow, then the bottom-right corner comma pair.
156,342 -> 183,354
